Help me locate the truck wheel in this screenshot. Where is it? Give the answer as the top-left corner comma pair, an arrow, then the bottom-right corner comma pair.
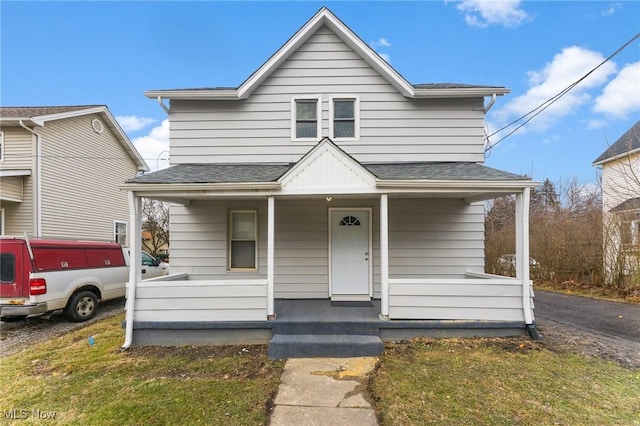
65,291 -> 98,322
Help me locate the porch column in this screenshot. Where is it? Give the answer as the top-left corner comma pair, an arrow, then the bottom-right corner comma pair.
267,196 -> 275,318
515,188 -> 533,324
123,191 -> 142,349
380,194 -> 389,318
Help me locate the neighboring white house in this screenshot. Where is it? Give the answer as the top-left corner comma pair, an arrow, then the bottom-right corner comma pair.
0,105 -> 148,244
122,8 -> 538,356
593,120 -> 640,284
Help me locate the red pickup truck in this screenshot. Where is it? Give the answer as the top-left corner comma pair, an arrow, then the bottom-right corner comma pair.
0,237 -> 167,322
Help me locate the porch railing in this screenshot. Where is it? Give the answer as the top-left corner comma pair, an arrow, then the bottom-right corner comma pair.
132,277 -> 268,322
388,272 -> 533,322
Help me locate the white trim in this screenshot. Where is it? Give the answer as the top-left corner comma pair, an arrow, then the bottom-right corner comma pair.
380,194 -> 389,317
267,197 -> 275,316
329,95 -> 360,141
0,130 -> 4,163
0,169 -> 31,177
0,208 -> 4,235
516,188 -> 533,325
328,207 -> 373,300
228,210 -> 258,271
291,95 -> 322,141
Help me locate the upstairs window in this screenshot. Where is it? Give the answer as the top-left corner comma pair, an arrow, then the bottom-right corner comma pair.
292,96 -> 321,141
330,96 -> 359,140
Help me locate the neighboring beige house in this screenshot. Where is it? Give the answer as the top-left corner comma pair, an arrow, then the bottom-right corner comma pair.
122,8 -> 538,357
0,105 -> 148,245
593,120 -> 640,283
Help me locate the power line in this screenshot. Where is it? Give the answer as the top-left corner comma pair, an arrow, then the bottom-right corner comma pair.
485,32 -> 640,154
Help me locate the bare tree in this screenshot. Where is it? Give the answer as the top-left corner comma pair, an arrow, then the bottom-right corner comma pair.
141,198 -> 170,260
486,178 -> 603,283
599,125 -> 640,291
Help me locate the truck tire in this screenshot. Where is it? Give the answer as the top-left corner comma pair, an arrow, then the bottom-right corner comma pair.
65,291 -> 99,322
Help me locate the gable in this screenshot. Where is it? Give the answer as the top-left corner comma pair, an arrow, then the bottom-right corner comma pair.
279,138 -> 376,192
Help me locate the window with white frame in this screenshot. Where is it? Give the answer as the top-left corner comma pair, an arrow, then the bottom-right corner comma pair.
114,221 -> 127,246
330,96 -> 359,140
0,131 -> 4,162
228,210 -> 257,270
620,217 -> 640,249
292,96 -> 321,140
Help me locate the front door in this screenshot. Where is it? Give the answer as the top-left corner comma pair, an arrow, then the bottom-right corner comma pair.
330,209 -> 371,300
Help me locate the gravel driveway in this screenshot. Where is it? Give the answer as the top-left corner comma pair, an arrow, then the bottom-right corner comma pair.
2,291 -> 639,369
1,298 -> 125,358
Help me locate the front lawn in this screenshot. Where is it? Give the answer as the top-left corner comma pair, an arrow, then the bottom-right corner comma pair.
0,314 -> 284,425
369,338 -> 640,425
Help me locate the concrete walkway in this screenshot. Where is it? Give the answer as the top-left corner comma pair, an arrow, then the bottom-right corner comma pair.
268,357 -> 379,426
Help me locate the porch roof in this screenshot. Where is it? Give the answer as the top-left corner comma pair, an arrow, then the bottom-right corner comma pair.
126,162 -> 530,185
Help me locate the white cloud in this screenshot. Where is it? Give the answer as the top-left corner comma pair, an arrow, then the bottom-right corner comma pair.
454,0 -> 530,28
132,119 -> 170,171
601,2 -> 622,16
593,62 -> 640,118
370,38 -> 391,62
370,38 -> 391,48
494,46 -> 617,131
116,115 -> 156,132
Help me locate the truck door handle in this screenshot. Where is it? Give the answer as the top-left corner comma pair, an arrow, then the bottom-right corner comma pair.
142,268 -> 147,274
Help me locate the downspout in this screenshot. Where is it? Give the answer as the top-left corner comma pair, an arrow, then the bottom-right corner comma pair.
19,120 -> 42,237
484,94 -> 497,113
156,96 -> 170,115
122,191 -> 141,350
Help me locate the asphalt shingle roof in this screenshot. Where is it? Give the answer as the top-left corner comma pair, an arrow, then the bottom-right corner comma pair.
610,197 -> 640,213
127,162 -> 529,184
0,105 -> 104,119
593,120 -> 640,164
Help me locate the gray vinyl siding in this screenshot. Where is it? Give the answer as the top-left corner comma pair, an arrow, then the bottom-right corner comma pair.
389,199 -> 485,278
38,115 -> 138,243
168,26 -> 486,165
0,128 -> 35,235
168,197 -> 484,299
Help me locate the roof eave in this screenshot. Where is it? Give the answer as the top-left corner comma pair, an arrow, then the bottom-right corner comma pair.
144,89 -> 239,100
121,182 -> 282,192
413,88 -> 510,98
592,147 -> 640,166
376,179 -> 538,189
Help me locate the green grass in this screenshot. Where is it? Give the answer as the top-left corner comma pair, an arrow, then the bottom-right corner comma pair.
369,338 -> 640,426
0,314 -> 284,425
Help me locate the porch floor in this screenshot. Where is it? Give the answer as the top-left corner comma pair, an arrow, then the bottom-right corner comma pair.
273,299 -> 381,322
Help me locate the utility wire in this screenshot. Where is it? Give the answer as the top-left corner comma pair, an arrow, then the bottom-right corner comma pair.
485,32 -> 640,154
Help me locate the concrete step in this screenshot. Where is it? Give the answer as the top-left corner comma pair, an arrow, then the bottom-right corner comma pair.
268,334 -> 384,359
271,321 -> 379,336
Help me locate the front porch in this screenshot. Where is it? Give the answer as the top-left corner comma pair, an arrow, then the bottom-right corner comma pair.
127,276 -> 534,358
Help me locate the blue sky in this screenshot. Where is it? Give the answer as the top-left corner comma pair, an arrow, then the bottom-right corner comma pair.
2,1 -> 639,184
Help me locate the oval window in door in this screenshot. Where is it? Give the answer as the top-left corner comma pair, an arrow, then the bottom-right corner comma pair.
339,216 -> 361,226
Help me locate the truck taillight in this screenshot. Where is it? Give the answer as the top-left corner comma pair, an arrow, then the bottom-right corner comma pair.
30,278 -> 47,295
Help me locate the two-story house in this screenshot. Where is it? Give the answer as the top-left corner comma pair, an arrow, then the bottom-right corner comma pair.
0,105 -> 148,244
593,120 -> 640,284
122,8 -> 538,358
